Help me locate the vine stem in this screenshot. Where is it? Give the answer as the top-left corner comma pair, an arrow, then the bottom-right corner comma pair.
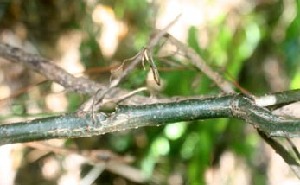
1,93 -> 300,145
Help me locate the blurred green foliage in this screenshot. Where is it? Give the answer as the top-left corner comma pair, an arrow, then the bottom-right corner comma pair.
1,0 -> 300,184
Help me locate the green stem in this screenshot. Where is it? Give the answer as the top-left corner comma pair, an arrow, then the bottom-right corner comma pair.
1,94 -> 300,145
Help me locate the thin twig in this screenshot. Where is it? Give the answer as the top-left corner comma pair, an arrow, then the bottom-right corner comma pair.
105,161 -> 148,183
258,131 -> 300,180
25,142 -> 132,164
166,34 -> 235,93
81,15 -> 181,112
80,164 -> 105,185
26,142 -> 142,183
286,137 -> 300,161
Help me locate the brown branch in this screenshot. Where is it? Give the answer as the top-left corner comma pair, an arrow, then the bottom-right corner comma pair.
166,34 -> 235,93
0,43 -> 100,94
0,43 -> 151,104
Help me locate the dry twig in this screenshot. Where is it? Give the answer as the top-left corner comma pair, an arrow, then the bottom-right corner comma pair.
80,15 -> 182,113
